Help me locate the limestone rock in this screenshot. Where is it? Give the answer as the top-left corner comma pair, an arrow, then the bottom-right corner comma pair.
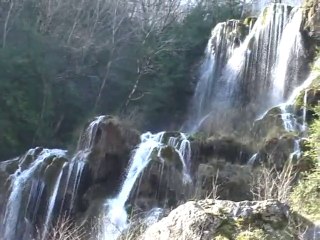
303,0 -> 320,42
139,199 -> 305,240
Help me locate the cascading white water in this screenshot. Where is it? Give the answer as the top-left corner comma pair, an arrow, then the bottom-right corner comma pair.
185,20 -> 243,131
276,66 -> 320,133
77,115 -> 105,150
187,3 -> 305,133
2,148 -> 67,240
290,139 -> 302,161
103,132 -> 164,239
272,7 -> 304,103
0,115 -> 108,240
222,3 -> 291,107
279,104 -> 298,132
103,131 -> 192,239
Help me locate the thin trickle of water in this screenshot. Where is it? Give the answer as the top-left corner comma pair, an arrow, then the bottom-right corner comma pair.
247,153 -> 258,166
42,163 -> 67,240
26,180 -> 45,223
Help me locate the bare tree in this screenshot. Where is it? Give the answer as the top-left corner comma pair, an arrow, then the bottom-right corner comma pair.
1,0 -> 25,48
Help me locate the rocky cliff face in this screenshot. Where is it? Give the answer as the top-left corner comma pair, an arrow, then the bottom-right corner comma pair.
303,0 -> 320,42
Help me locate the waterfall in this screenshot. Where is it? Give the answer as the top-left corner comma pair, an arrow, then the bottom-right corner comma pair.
2,148 -> 67,240
223,3 -> 292,108
272,7 -> 304,103
103,131 -> 191,239
186,3 -> 306,133
185,20 -> 244,131
0,115 -> 109,240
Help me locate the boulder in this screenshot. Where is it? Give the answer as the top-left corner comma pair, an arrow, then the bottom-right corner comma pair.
139,199 -> 309,240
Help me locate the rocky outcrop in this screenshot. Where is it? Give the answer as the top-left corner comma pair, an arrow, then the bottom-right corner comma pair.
195,163 -> 252,201
85,116 -> 140,183
251,107 -> 288,147
191,137 -> 252,166
74,116 -> 141,220
303,0 -> 320,42
139,199 -> 311,240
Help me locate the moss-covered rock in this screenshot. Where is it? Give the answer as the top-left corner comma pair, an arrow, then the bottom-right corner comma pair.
195,163 -> 252,201
302,0 -> 320,43
138,199 -> 309,240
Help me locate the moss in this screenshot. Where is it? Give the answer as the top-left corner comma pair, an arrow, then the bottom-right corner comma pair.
215,235 -> 230,240
158,146 -> 183,171
215,218 -> 237,239
290,169 -> 320,221
188,131 -> 208,142
236,229 -> 267,240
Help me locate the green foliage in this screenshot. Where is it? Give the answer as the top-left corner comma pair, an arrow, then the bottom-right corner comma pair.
290,106 -> 320,221
235,229 -> 267,240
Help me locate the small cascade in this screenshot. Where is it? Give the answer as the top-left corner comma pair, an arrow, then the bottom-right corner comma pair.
2,148 -> 67,240
166,132 -> 192,178
289,139 -> 302,161
103,131 -> 192,239
77,115 -> 105,150
279,104 -> 298,132
276,69 -> 320,133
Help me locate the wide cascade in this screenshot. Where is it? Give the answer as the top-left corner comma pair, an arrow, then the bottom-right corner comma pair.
185,3 -> 308,133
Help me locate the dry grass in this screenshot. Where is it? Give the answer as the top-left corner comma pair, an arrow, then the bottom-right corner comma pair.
36,216 -> 86,240
250,160 -> 297,203
206,169 -> 220,201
